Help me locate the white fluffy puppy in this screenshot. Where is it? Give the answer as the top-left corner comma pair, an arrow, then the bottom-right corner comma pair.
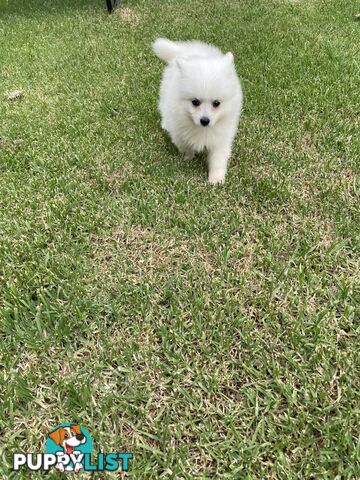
152,38 -> 243,184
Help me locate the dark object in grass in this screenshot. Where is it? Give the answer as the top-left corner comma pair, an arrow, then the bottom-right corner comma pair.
106,0 -> 120,14
355,13 -> 360,21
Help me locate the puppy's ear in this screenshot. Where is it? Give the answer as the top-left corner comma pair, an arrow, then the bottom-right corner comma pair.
48,428 -> 63,445
224,52 -> 234,64
71,425 -> 82,435
175,57 -> 188,73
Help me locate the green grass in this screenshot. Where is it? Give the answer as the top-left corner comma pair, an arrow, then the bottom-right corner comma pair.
0,0 -> 359,478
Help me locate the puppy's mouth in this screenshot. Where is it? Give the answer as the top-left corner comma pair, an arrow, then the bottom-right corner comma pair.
65,444 -> 74,455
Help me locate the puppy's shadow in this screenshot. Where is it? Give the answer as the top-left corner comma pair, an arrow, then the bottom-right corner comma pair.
160,129 -> 207,179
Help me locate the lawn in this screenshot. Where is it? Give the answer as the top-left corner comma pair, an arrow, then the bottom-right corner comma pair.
0,0 -> 359,478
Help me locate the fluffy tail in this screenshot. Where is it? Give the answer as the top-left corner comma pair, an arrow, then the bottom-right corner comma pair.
152,38 -> 182,63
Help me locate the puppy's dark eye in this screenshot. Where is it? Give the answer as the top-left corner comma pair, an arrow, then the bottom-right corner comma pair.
212,100 -> 221,108
64,434 -> 69,439
192,99 -> 201,107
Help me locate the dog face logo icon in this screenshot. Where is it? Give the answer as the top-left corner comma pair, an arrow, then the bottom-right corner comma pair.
46,423 -> 93,473
48,425 -> 86,455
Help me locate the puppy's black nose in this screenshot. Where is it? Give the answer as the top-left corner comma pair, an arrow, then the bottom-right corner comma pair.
76,434 -> 85,441
200,117 -> 210,126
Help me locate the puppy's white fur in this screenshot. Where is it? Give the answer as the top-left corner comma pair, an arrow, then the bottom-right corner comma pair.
152,38 -> 243,184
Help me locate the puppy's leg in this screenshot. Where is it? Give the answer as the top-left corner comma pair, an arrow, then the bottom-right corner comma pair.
207,143 -> 232,184
173,138 -> 194,161
183,148 -> 195,161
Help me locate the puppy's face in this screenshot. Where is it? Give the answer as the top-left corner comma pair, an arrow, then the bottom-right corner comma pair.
48,425 -> 86,454
186,97 -> 222,128
176,53 -> 237,128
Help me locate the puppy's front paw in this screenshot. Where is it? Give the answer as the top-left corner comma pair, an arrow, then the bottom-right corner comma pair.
74,462 -> 83,473
184,151 -> 195,161
208,170 -> 226,185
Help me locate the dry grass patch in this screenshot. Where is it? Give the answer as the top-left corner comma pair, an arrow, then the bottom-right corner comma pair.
117,7 -> 141,27
95,224 -> 215,286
